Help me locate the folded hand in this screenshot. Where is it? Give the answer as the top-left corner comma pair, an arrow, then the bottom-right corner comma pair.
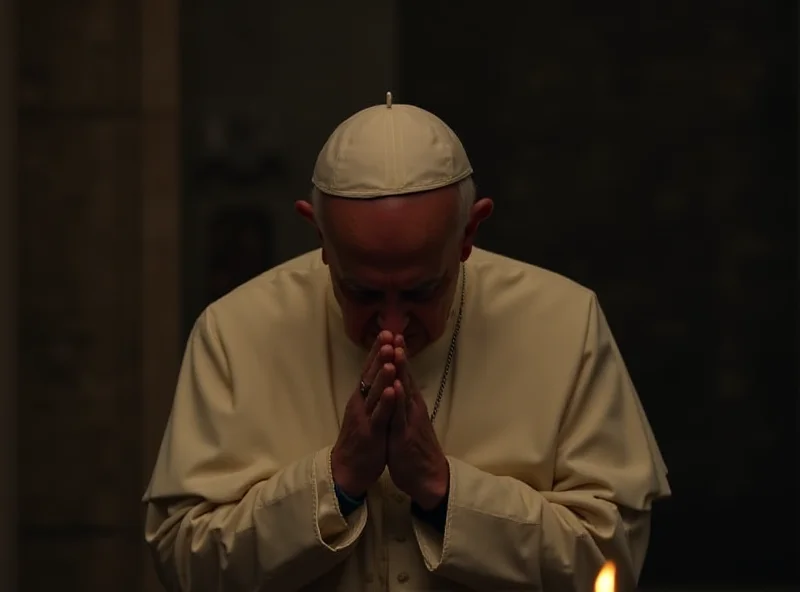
386,336 -> 450,510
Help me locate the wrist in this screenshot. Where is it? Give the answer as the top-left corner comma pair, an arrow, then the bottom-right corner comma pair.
334,480 -> 366,503
413,467 -> 450,511
332,470 -> 368,499
330,451 -> 367,499
414,486 -> 447,511
411,488 -> 449,533
334,481 -> 366,518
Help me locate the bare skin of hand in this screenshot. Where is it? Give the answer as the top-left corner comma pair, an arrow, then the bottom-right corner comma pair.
386,336 -> 450,510
331,330 -> 399,498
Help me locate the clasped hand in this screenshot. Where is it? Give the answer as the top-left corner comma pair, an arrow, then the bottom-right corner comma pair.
331,331 -> 450,510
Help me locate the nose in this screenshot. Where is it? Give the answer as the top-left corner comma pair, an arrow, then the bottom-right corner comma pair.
377,305 -> 409,334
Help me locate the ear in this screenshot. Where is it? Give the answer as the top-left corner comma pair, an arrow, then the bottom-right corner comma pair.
295,200 -> 329,263
295,199 -> 323,239
460,198 -> 494,261
295,200 -> 317,226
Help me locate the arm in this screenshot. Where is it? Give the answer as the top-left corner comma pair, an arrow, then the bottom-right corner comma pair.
411,295 -> 670,591
143,309 -> 366,591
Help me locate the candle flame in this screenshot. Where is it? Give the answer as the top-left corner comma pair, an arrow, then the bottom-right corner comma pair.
594,561 -> 616,592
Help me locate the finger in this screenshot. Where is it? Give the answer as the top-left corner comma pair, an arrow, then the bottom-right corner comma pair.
393,333 -> 404,348
362,331 -> 394,374
368,340 -> 397,386
364,362 -> 396,414
376,330 -> 395,353
358,342 -> 381,394
391,378 -> 407,430
394,347 -> 414,388
371,386 -> 396,428
380,343 -> 395,362
362,344 -> 395,393
396,347 -> 424,409
362,334 -> 382,371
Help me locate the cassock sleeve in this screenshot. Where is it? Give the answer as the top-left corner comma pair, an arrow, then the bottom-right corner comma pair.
411,294 -> 671,591
142,309 -> 366,591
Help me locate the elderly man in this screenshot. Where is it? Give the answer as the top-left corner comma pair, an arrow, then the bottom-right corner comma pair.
144,94 -> 670,591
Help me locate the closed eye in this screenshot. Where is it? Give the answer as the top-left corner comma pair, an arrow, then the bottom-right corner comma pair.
344,288 -> 383,303
401,287 -> 438,302
338,278 -> 445,304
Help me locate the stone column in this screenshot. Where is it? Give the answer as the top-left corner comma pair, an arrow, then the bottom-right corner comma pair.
0,0 -> 17,589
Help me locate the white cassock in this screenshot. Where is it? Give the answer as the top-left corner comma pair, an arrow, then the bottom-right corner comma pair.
143,248 -> 670,591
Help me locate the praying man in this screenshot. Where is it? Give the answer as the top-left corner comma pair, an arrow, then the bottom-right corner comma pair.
144,94 -> 671,591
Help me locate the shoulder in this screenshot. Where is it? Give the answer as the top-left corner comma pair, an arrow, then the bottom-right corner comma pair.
467,248 -> 598,328
199,249 -> 329,342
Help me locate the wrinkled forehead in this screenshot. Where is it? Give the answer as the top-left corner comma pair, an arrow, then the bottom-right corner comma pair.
326,230 -> 456,291
322,187 -> 460,243
323,189 -> 461,289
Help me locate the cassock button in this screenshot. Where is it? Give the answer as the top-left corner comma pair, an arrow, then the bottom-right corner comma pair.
397,572 -> 410,583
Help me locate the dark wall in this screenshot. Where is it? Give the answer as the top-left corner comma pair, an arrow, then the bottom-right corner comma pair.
399,2 -> 797,586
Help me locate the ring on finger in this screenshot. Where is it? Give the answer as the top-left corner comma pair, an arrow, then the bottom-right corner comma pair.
359,379 -> 371,397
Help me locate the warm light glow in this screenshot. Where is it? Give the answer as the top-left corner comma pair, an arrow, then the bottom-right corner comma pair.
594,561 -> 616,592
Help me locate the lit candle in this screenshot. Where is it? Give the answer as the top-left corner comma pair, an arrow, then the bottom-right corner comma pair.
594,561 -> 616,592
